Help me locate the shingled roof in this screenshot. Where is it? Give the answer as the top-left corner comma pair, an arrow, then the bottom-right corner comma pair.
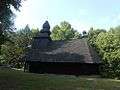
26,39 -> 101,63
25,21 -> 101,64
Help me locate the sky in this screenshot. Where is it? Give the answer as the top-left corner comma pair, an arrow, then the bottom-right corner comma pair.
14,0 -> 120,32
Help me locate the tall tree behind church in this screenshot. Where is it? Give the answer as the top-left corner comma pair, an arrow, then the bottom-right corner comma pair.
51,21 -> 80,40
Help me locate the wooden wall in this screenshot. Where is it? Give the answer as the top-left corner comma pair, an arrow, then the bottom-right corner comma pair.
27,62 -> 100,75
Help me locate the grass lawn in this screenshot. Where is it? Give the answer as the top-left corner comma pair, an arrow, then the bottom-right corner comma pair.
0,68 -> 120,90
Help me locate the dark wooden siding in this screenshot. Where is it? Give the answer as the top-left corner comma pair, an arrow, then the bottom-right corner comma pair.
27,61 -> 100,75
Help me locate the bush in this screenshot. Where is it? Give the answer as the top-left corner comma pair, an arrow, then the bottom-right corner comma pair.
88,27 -> 120,79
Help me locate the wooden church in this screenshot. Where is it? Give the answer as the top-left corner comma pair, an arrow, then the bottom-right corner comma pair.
24,21 -> 101,75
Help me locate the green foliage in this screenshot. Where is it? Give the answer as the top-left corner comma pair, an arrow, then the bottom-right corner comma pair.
51,21 -> 80,40
0,0 -> 21,29
73,32 -> 82,39
0,25 -> 39,68
0,0 -> 23,53
88,28 -> 106,47
88,27 -> 120,79
0,0 -> 22,29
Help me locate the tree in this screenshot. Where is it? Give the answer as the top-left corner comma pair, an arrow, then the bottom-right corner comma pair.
88,26 -> 120,79
51,21 -> 80,40
95,32 -> 120,79
51,25 -> 61,40
110,26 -> 120,37
0,0 -> 22,53
88,28 -> 106,47
74,32 -> 82,39
0,25 -> 39,68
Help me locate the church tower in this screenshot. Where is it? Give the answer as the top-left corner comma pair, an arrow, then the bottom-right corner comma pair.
32,21 -> 51,49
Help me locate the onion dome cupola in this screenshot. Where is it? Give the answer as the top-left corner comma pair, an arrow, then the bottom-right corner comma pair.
40,21 -> 51,35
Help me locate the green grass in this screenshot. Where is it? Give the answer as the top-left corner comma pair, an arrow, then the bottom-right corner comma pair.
0,68 -> 120,90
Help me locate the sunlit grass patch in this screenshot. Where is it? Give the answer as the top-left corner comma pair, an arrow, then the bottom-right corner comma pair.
0,68 -> 120,90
